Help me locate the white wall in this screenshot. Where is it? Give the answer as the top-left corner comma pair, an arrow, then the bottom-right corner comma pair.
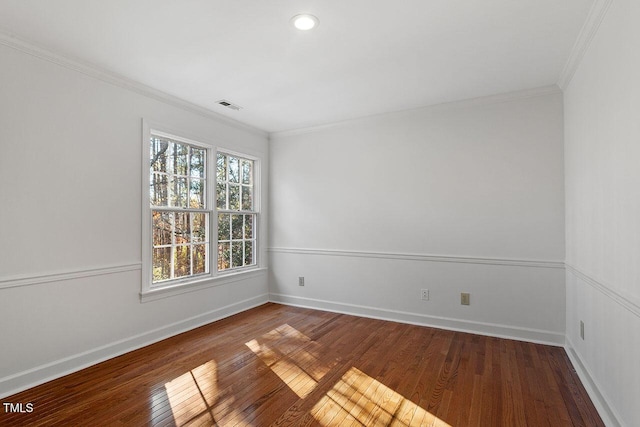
564,0 -> 640,425
269,90 -> 566,344
0,42 -> 269,397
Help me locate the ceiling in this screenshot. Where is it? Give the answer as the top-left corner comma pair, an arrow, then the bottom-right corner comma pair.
0,0 -> 593,133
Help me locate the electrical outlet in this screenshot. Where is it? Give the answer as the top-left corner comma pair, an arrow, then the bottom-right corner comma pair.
298,276 -> 305,286
580,320 -> 584,340
461,292 -> 470,305
421,289 -> 429,301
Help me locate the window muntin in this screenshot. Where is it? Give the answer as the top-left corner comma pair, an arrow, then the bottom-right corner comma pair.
216,152 -> 257,272
149,135 -> 211,284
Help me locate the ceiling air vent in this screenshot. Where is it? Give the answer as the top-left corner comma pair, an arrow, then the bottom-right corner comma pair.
216,99 -> 242,111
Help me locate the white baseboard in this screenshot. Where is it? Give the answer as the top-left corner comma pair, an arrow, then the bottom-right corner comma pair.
269,293 -> 565,346
0,294 -> 269,399
564,339 -> 622,427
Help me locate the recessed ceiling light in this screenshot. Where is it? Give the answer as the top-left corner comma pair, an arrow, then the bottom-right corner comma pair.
291,14 -> 319,31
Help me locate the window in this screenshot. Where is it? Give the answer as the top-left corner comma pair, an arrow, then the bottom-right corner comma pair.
216,152 -> 257,271
149,134 -> 211,284
141,123 -> 261,298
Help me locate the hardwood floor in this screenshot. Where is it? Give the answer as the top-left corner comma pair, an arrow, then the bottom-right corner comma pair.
2,303 -> 603,426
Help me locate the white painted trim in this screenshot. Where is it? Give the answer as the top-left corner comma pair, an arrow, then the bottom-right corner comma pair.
0,294 -> 269,399
140,268 -> 268,302
565,264 -> 640,318
270,85 -> 562,138
0,31 -> 267,138
0,263 -> 141,290
269,293 -> 565,346
565,339 -> 622,427
268,247 -> 565,269
557,0 -> 613,90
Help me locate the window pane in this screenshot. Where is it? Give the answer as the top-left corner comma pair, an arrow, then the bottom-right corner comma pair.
229,184 -> 240,210
172,143 -> 189,176
241,160 -> 252,185
231,214 -> 243,239
244,241 -> 253,266
216,183 -> 227,209
228,157 -> 240,183
218,242 -> 230,271
216,153 -> 227,181
193,244 -> 207,275
241,186 -> 252,210
174,212 -> 190,244
166,141 -> 175,174
190,147 -> 205,178
171,177 -> 188,208
150,137 -> 171,172
218,213 -> 230,241
244,214 -> 254,239
150,173 -> 169,206
150,138 -> 170,172
190,178 -> 205,209
174,245 -> 191,278
232,242 -> 243,268
152,211 -> 172,246
192,213 -> 208,243
152,247 -> 171,282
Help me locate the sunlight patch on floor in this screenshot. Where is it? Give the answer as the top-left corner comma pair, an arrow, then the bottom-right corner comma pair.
247,338 -> 318,398
163,360 -> 243,426
311,367 -> 452,427
246,323 -> 334,399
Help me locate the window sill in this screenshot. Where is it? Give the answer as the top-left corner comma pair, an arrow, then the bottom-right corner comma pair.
140,267 -> 267,303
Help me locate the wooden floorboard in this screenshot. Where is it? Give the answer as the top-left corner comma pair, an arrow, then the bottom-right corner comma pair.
1,303 -> 604,426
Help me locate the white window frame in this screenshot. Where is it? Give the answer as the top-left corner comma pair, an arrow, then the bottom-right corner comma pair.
215,149 -> 260,274
141,120 -> 263,302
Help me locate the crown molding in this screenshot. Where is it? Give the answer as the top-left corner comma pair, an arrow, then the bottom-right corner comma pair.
0,31 -> 268,138
270,85 -> 562,139
557,0 -> 613,90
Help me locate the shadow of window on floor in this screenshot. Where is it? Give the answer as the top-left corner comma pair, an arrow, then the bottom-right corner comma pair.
246,323 -> 335,398
311,367 -> 451,427
157,323 -> 447,426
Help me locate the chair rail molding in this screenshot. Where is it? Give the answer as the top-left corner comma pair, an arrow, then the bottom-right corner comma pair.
0,263 -> 142,290
268,247 -> 565,270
